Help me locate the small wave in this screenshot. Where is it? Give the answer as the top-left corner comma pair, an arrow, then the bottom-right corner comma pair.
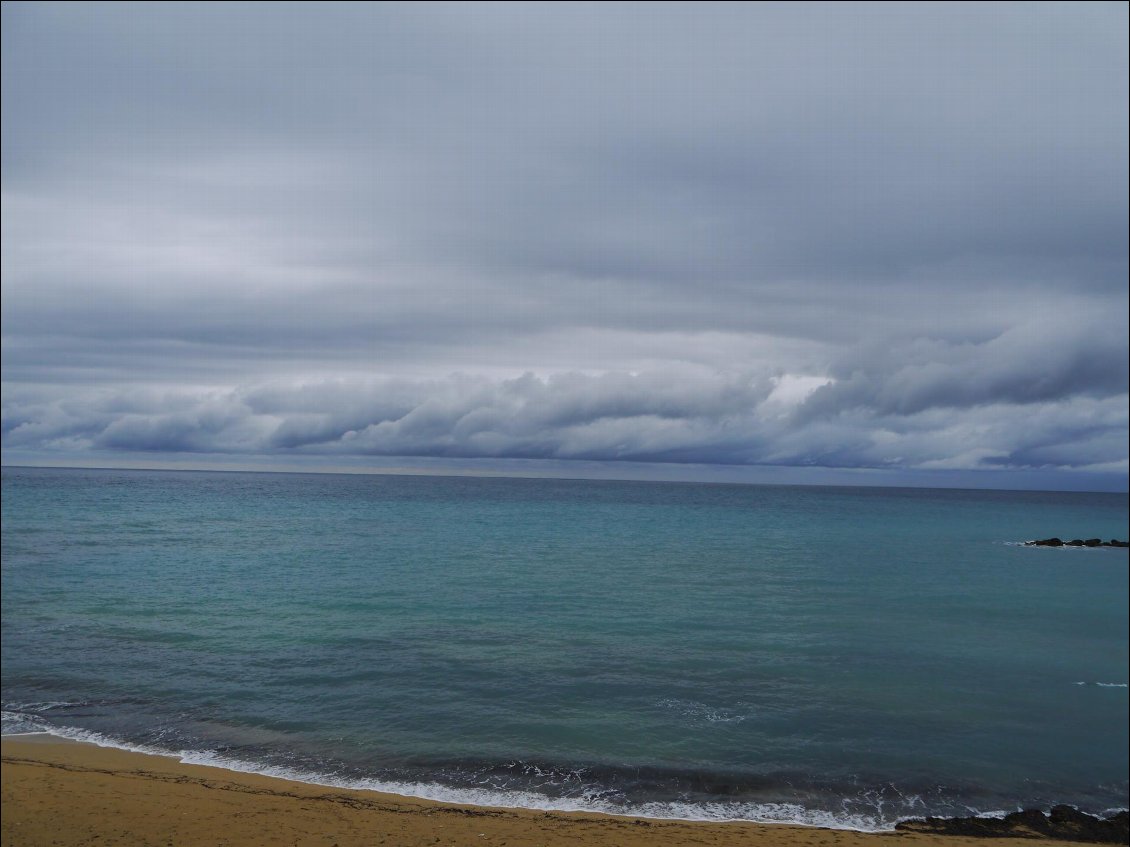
4,720 -> 1121,834
4,700 -> 93,712
2,710 -> 50,735
656,698 -> 750,724
1,719 -> 181,758
2,699 -> 129,732
1,721 -> 897,830
146,747 -> 897,831
1073,682 -> 1129,688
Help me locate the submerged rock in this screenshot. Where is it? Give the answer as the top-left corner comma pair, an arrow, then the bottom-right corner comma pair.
894,807 -> 1130,842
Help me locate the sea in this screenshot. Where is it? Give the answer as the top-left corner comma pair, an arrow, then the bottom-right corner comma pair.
2,466 -> 1127,830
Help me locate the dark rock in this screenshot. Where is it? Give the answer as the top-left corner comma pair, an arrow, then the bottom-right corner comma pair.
895,815 -> 1000,838
1024,537 -> 1128,549
1109,812 -> 1130,838
1051,805 -> 1100,826
1003,808 -> 1056,835
1048,806 -> 1130,843
895,807 -> 1130,843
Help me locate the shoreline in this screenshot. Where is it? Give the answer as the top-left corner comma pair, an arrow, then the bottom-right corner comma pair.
0,725 -> 907,832
0,736 -> 1111,847
2,729 -> 896,832
6,727 -> 1128,829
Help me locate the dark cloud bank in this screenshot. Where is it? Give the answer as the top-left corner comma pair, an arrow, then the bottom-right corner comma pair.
2,3 -> 1127,490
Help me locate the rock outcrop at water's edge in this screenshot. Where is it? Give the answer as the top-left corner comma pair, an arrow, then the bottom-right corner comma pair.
895,806 -> 1130,843
1025,538 -> 1128,548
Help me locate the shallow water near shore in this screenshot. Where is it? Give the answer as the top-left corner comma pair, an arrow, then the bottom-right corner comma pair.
2,466 -> 1127,829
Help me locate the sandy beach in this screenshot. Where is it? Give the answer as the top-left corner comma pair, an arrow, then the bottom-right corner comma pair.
1,735 -> 1098,847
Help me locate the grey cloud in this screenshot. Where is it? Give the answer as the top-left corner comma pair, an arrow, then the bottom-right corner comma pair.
254,370 -> 777,456
5,3 -> 1126,287
2,2 -> 1127,486
4,373 -> 778,460
3,372 -> 1126,476
798,318 -> 1129,420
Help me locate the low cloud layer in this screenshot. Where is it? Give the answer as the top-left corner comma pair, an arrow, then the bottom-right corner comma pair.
5,360 -> 1126,476
2,3 -> 1127,487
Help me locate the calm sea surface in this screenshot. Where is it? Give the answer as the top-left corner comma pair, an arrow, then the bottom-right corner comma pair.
2,467 -> 1127,829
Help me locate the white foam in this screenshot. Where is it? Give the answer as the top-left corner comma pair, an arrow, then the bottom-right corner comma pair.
1,719 -> 182,760
180,751 -> 896,831
2,710 -> 51,735
4,700 -> 92,712
2,721 -> 895,831
1072,682 -> 1128,688
656,698 -> 751,724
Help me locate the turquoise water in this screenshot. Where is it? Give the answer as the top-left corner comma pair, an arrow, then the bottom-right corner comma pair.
2,466 -> 1127,829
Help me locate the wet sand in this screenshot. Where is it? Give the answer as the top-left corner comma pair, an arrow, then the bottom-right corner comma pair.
0,735 -> 1086,847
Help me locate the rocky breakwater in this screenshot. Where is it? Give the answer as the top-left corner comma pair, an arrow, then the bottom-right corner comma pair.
1026,538 -> 1128,548
895,806 -> 1130,843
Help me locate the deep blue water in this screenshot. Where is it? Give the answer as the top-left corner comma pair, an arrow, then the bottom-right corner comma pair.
2,466 -> 1127,829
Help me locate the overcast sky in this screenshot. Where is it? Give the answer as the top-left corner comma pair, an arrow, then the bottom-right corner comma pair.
2,2 -> 1127,490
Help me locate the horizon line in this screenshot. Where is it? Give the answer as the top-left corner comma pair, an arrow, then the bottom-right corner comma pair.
3,460 -> 1127,497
